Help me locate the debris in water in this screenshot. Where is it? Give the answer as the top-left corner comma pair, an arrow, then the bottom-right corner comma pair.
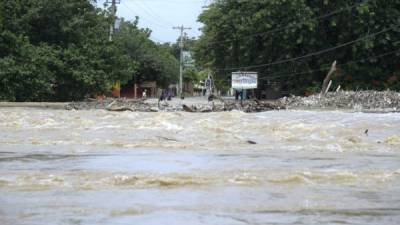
156,136 -> 179,142
182,104 -> 194,112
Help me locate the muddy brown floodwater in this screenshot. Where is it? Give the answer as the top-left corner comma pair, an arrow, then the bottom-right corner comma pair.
0,108 -> 399,225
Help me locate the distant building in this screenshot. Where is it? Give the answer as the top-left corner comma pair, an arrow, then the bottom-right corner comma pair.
112,81 -> 158,98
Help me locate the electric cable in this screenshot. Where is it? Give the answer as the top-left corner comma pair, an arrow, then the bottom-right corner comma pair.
121,1 -> 172,29
256,49 -> 400,81
203,0 -> 373,46
135,1 -> 175,27
214,25 -> 397,71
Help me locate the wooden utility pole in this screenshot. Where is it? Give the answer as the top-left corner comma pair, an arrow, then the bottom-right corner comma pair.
106,0 -> 121,98
173,25 -> 191,99
320,61 -> 337,97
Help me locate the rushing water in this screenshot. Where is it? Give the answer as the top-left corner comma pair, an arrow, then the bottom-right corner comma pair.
0,108 -> 399,225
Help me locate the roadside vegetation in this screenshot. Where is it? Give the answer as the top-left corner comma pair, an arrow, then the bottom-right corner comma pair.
0,0 -> 178,101
195,0 -> 400,94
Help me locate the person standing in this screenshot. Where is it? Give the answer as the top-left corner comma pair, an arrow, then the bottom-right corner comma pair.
235,90 -> 239,101
142,89 -> 147,99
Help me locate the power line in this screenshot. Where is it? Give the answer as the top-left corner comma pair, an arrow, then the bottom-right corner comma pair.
258,49 -> 400,81
121,1 -> 172,29
135,1 -> 174,27
122,2 -> 171,29
203,0 -> 373,46
215,25 -> 397,71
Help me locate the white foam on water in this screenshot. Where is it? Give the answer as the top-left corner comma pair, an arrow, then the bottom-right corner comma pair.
1,108 -> 400,225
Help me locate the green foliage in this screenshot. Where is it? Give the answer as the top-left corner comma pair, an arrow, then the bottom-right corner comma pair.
183,68 -> 198,82
196,0 -> 400,93
0,0 -> 178,101
52,43 -> 137,101
113,19 -> 179,88
0,37 -> 58,101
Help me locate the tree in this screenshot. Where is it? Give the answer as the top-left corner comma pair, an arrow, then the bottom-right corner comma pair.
0,0 -> 132,100
196,0 -> 400,94
0,39 -> 58,101
114,18 -> 179,88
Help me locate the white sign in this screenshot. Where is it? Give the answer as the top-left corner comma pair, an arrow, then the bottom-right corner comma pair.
182,51 -> 195,67
232,72 -> 258,89
115,18 -> 121,30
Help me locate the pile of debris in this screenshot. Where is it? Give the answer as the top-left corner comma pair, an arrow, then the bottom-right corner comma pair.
280,90 -> 400,112
65,98 -> 285,113
65,98 -> 158,112
181,100 -> 284,113
65,91 -> 400,113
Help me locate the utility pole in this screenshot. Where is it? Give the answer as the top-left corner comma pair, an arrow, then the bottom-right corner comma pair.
106,0 -> 121,98
173,25 -> 191,99
107,0 -> 120,42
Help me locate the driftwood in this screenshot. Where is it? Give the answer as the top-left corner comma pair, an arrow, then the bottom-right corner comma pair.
200,108 -> 212,113
182,104 -> 195,112
247,140 -> 257,144
105,100 -> 135,111
320,61 -> 337,97
106,107 -> 134,112
156,136 -> 179,142
106,100 -> 117,109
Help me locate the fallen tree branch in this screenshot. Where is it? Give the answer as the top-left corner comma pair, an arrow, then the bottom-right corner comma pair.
182,104 -> 195,112
106,107 -> 134,112
156,136 -> 179,142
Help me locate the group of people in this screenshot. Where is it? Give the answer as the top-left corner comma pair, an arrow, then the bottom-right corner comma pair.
235,89 -> 244,100
159,89 -> 173,101
142,88 -> 173,101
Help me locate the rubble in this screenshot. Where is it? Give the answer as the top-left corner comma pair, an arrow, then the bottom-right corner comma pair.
280,90 -> 400,112
66,98 -> 153,111
65,91 -> 400,113
65,98 -> 285,112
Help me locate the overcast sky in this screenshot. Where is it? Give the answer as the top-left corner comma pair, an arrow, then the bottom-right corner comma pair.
96,0 -> 209,43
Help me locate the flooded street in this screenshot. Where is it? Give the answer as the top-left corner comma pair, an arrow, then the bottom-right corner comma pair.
0,108 -> 399,225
